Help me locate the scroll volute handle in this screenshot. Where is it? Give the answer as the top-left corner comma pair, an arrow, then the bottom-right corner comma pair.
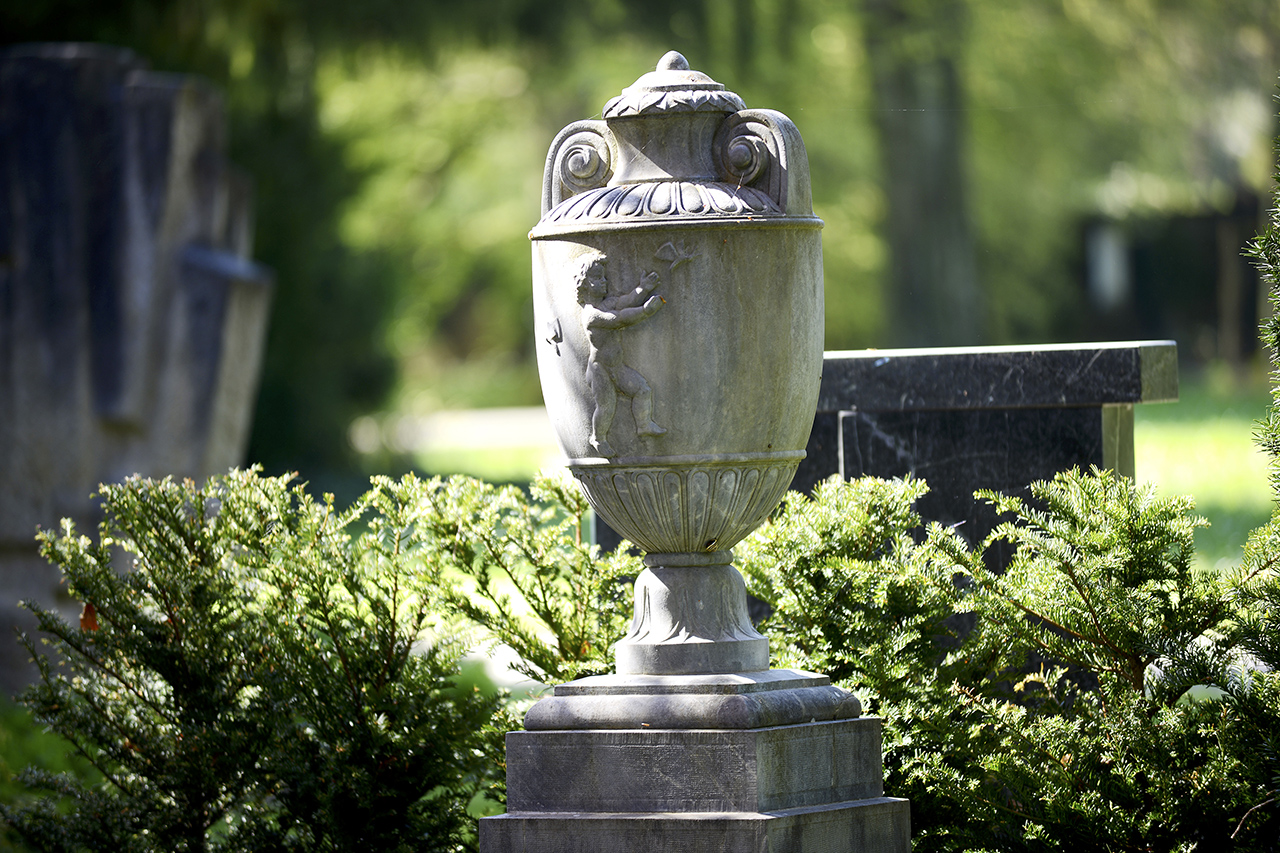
714,109 -> 813,217
541,120 -> 613,216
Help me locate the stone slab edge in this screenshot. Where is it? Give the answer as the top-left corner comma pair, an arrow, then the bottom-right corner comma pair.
554,668 -> 830,695
819,340 -> 1178,412
527,669 -> 861,730
481,796 -> 910,853
525,683 -> 860,730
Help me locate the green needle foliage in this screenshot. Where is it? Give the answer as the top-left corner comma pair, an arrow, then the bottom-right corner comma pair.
7,464 -> 1280,851
735,475 -> 977,698
1245,128 -> 1280,664
977,471 -> 1218,699
2,470 -> 499,852
414,474 -> 638,684
739,469 -> 1280,851
1233,139 -> 1280,849
958,470 -> 1277,851
8,415 -> 1280,849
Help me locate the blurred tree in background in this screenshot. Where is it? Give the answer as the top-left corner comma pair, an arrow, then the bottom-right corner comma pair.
864,0 -> 982,346
3,0 -> 1277,485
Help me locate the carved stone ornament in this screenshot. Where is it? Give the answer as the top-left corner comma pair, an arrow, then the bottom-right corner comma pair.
530,49 -> 827,692
481,53 -> 913,853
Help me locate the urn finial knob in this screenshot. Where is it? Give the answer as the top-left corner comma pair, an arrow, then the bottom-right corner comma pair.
657,50 -> 689,71
603,51 -> 741,118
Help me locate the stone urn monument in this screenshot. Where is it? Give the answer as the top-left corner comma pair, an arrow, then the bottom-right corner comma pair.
481,52 -> 910,852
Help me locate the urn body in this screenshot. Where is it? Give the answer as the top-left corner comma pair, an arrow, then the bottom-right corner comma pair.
531,54 -> 823,674
531,65 -> 823,557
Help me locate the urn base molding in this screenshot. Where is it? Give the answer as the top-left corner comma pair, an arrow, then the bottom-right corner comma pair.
614,556 -> 770,675
523,669 -> 862,731
569,453 -> 804,556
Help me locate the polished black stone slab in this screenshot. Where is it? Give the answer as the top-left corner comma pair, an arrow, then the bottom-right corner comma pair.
840,407 -> 1109,561
792,342 -> 1176,558
789,411 -> 840,497
818,341 -> 1177,412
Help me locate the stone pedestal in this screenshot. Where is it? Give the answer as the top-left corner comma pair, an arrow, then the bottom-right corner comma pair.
497,51 -> 909,852
483,672 -> 908,853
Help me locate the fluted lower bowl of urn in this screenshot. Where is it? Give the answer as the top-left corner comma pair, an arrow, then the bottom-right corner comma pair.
530,52 -> 823,675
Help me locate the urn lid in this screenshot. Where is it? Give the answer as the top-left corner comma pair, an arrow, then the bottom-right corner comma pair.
603,51 -> 746,118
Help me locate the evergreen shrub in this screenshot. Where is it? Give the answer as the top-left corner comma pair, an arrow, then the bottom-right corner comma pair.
738,469 -> 1280,851
410,474 -> 638,684
9,463 -> 1280,852
2,470 -> 501,852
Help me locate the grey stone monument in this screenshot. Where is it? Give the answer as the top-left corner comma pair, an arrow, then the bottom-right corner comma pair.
0,44 -> 272,694
481,52 -> 910,852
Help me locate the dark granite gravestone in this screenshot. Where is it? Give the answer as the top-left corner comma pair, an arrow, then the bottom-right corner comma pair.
0,44 -> 272,693
791,341 -> 1178,561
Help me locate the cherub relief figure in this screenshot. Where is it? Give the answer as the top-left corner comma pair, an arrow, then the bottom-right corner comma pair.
573,251 -> 667,457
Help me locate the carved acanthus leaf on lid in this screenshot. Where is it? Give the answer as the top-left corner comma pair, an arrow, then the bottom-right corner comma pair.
543,181 -> 781,226
603,88 -> 746,118
602,50 -> 746,118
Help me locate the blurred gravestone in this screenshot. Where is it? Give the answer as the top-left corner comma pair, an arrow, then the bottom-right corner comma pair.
0,44 -> 272,694
792,341 -> 1179,566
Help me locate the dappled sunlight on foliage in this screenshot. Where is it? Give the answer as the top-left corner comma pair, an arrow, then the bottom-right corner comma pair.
741,470 -> 1280,851
2,470 -> 503,851
412,472 -> 638,684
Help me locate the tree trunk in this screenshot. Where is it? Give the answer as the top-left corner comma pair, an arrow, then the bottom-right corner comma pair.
863,0 -> 982,346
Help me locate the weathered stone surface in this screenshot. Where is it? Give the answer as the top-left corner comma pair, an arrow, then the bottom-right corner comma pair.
532,52 -> 822,679
482,797 -> 911,853
506,718 -> 885,814
615,558 -> 770,676
524,669 -> 861,730
0,44 -> 271,692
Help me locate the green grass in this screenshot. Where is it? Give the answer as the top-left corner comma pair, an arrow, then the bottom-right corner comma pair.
1135,365 -> 1274,570
414,446 -> 562,485
0,696 -> 101,851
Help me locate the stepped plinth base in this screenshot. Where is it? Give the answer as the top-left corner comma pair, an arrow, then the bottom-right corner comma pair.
524,669 -> 861,730
482,794 -> 909,853
481,674 -> 911,853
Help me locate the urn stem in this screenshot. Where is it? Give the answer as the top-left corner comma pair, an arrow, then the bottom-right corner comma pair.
615,553 -> 768,675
